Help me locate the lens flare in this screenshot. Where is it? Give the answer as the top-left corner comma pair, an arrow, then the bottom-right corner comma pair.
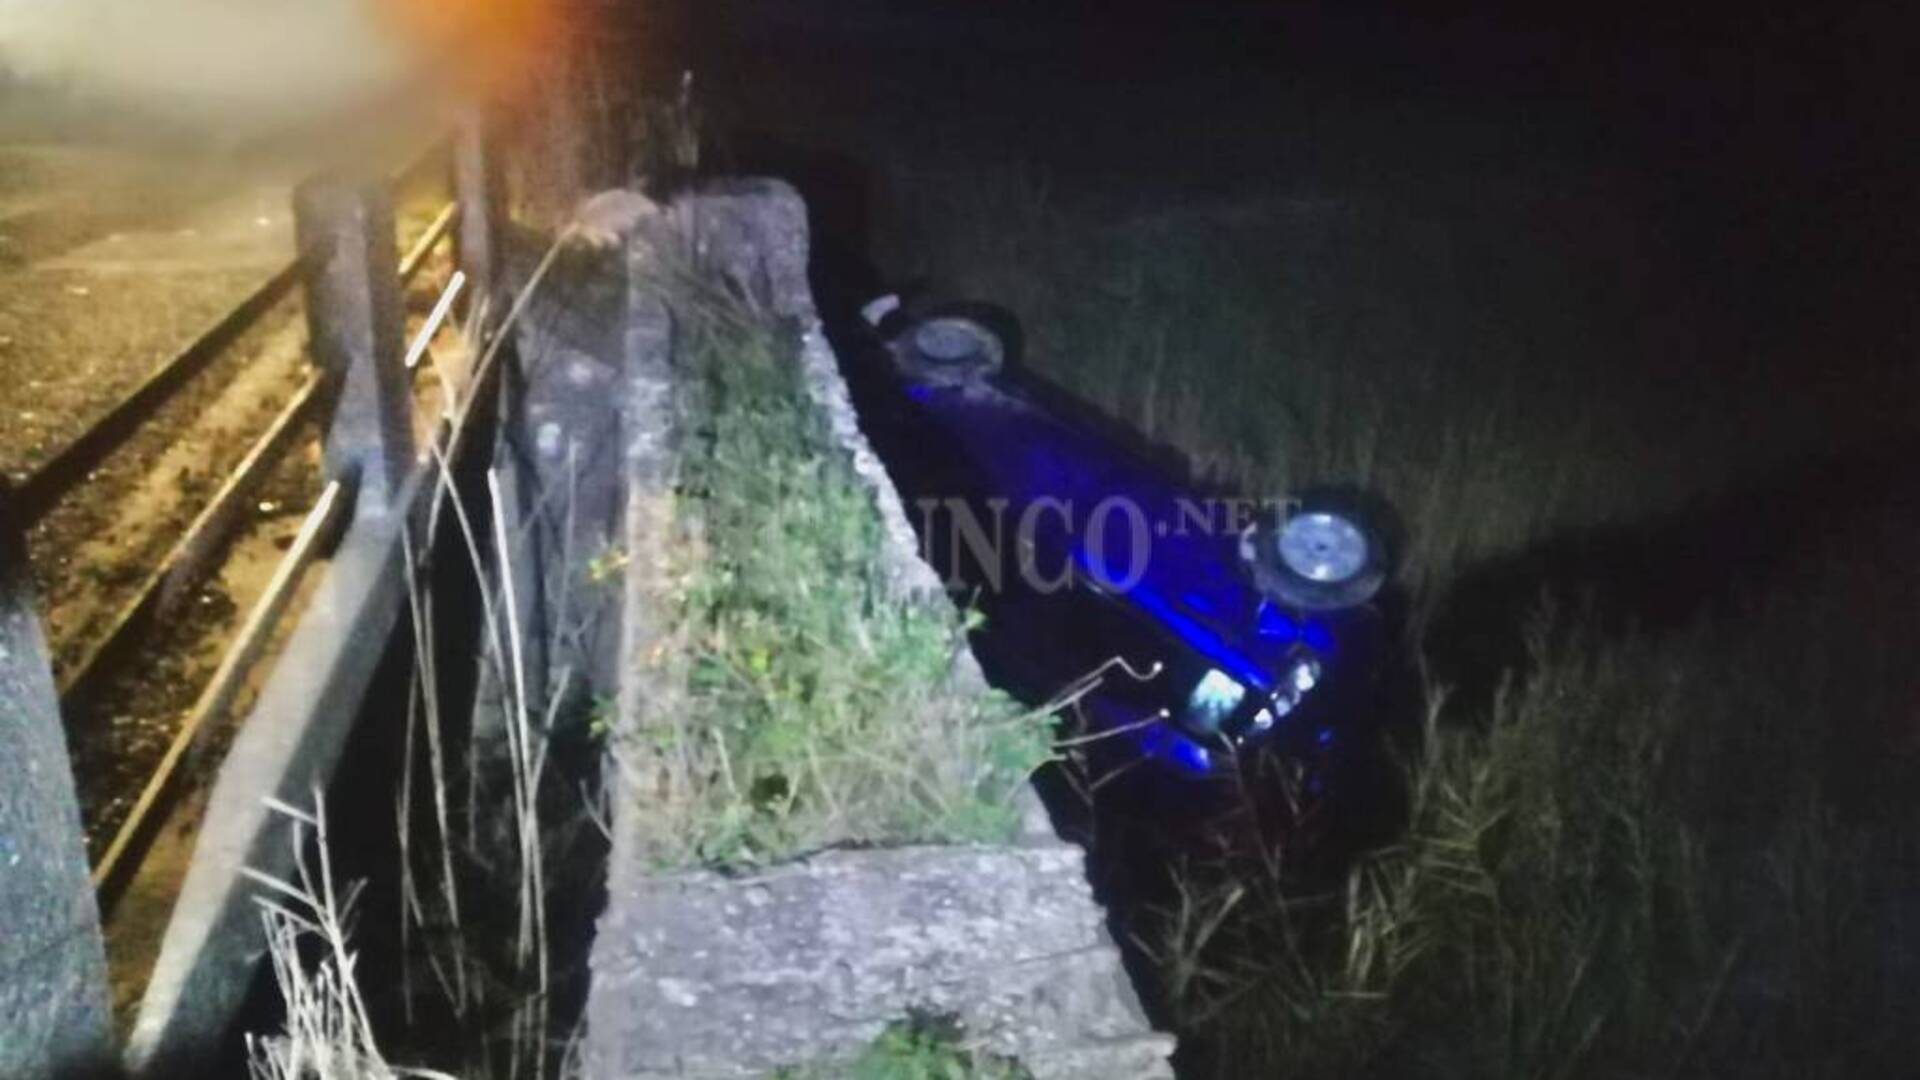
377,0 -> 566,96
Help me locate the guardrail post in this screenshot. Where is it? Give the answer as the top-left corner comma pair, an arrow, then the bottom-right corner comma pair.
0,492 -> 113,1078
454,107 -> 505,312
295,176 -> 414,508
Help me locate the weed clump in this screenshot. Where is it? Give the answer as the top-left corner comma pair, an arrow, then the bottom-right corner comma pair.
621,291 -> 1051,867
778,1012 -> 1030,1080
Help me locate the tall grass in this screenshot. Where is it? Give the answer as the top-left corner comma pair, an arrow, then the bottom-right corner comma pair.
610,276 -> 1054,868
244,466 -> 590,1080
1160,550 -> 1920,1077
245,237 -> 597,1080
859,158 -> 1920,1076
244,235 -> 1060,1075
868,161 -> 1905,617
244,791 -> 453,1080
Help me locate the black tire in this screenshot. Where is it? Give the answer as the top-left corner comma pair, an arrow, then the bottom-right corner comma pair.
890,315 -> 1005,386
1241,494 -> 1389,612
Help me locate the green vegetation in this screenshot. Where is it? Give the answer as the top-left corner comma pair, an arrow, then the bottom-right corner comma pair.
839,1017 -> 1028,1080
779,1013 -> 1029,1080
618,282 -> 1053,868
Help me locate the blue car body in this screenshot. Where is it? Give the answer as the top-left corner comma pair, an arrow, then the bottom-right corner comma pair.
843,311 -> 1382,779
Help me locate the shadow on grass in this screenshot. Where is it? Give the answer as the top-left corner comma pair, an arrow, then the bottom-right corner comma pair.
1426,431 -> 1920,721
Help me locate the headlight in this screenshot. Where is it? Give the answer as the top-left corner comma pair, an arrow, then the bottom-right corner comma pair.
1262,655 -> 1323,723
1181,668 -> 1246,736
1289,656 -> 1321,695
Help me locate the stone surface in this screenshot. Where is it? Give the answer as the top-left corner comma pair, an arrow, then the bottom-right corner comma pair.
0,519 -> 113,1080
495,231 -> 635,706
582,181 -> 1171,1079
588,845 -> 1171,1078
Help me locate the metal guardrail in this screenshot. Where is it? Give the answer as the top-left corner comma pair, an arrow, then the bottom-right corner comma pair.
57,371 -> 328,714
2,112 -> 503,1078
89,253 -> 473,912
13,195 -> 463,531
401,201 -> 460,284
41,196 -> 458,717
128,128 -> 516,1073
91,476 -> 351,912
11,182 -> 463,890
12,155 -> 461,526
83,215 -> 465,898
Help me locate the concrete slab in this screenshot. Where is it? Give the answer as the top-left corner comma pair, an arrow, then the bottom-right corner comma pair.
0,520 -> 113,1080
582,181 -> 1171,1078
588,845 -> 1174,1079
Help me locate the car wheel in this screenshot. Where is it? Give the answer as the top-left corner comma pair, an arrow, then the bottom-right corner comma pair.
892,315 -> 1004,386
1241,496 -> 1388,611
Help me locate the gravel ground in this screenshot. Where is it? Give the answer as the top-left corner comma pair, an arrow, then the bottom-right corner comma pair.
0,267 -> 263,473
0,148 -> 471,1029
0,146 -> 225,268
69,433 -> 322,856
26,303 -> 309,674
0,147 -> 294,481
0,142 -> 309,845
0,135 -> 461,873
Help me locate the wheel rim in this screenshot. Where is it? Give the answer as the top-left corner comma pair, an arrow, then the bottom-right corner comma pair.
1276,511 -> 1369,583
913,318 -> 991,366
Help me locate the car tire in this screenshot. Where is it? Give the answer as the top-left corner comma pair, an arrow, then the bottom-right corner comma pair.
891,315 -> 1005,386
1241,494 -> 1388,611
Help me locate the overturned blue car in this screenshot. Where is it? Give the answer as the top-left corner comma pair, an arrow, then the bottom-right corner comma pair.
842,302 -> 1394,781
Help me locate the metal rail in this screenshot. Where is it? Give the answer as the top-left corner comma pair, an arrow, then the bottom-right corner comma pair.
11,256 -> 309,526
92,477 -> 351,913
13,197 -> 455,529
46,198 -> 456,711
400,201 -> 459,284
89,194 -> 471,913
56,371 -> 327,714
0,116 -> 500,1078
405,270 -> 466,374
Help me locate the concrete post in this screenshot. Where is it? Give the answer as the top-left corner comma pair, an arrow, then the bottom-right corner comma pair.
294,177 -> 414,509
453,107 -> 506,314
0,492 -> 113,1078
